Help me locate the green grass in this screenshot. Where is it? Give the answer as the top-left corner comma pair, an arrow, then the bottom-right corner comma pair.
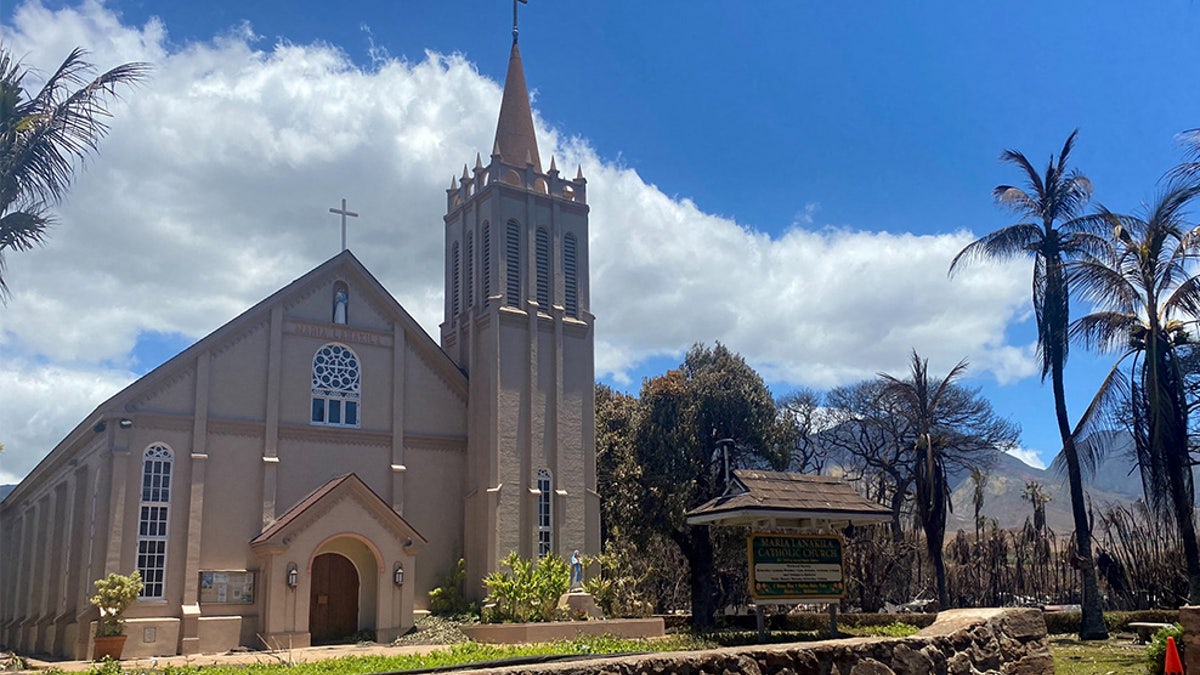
80,635 -> 708,675
65,628 -> 1149,675
1049,636 -> 1148,675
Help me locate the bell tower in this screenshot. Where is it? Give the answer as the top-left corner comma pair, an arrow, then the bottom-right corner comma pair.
440,18 -> 599,590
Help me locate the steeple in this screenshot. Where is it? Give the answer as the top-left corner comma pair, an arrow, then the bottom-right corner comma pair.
492,42 -> 543,174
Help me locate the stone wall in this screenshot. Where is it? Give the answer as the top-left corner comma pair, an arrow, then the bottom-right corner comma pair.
1180,605 -> 1199,674
453,607 -> 1052,675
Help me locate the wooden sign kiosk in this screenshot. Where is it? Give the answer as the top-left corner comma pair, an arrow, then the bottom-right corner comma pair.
685,470 -> 892,639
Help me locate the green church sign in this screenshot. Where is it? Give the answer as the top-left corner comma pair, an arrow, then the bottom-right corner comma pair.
747,533 -> 845,601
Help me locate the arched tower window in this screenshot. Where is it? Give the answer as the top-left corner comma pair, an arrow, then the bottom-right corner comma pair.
451,241 -> 461,316
505,221 -> 521,308
311,343 -> 361,427
537,468 -> 552,557
482,223 -> 491,303
465,232 -> 475,309
563,233 -> 578,318
138,443 -> 173,599
535,227 -> 550,309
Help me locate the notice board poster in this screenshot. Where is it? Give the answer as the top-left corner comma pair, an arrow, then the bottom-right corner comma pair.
747,533 -> 844,601
199,571 -> 255,604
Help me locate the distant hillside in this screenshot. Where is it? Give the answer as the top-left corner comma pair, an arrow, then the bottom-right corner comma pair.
0,484 -> 14,502
946,450 -> 1144,534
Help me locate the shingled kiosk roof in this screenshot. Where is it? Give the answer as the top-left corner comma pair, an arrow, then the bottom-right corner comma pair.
685,469 -> 892,528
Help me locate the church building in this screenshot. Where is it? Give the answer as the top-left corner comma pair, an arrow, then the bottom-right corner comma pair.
0,23 -> 599,659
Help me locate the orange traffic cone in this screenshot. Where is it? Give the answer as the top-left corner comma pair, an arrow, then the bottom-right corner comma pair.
1164,635 -> 1184,675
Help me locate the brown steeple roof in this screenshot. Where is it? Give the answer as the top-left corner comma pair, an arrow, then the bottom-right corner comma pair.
492,42 -> 542,173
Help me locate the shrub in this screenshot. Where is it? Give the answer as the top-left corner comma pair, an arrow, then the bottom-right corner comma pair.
1144,623 -> 1184,675
428,558 -> 476,617
857,621 -> 921,638
582,542 -> 653,618
90,571 -> 143,637
482,552 -> 569,623
1041,609 -> 1179,635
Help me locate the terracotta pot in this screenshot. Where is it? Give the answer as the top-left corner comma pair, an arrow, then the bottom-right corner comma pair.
93,634 -> 128,661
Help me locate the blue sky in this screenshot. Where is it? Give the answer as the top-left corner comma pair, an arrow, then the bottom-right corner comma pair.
2,1 -> 1200,481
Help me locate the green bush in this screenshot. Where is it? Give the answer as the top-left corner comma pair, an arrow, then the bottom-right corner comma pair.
582,543 -> 653,618
1042,609 -> 1179,635
857,621 -> 921,638
779,612 -> 936,632
428,558 -> 476,617
482,552 -> 570,623
1144,623 -> 1184,675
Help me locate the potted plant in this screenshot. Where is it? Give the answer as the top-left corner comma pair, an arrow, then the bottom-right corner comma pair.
89,571 -> 143,660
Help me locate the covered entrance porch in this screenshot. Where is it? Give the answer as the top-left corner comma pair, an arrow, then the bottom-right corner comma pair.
251,473 -> 427,649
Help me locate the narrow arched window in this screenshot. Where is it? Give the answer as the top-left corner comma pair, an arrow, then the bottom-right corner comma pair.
311,343 -> 361,427
138,444 -> 173,599
535,227 -> 550,309
451,241 -> 461,316
506,221 -> 521,308
465,232 -> 475,309
482,223 -> 492,304
563,233 -> 578,317
537,469 -> 552,557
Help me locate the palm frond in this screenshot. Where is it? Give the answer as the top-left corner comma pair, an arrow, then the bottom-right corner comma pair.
948,222 -> 1042,275
1057,357 -> 1132,477
1070,311 -> 1140,353
1166,128 -> 1200,184
0,208 -> 49,250
998,149 -> 1045,204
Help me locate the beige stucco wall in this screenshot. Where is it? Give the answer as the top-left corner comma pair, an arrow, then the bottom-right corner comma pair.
0,258 -> 473,659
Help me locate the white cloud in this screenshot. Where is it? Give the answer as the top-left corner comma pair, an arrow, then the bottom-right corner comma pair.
1004,445 -> 1048,470
0,1 -> 1035,482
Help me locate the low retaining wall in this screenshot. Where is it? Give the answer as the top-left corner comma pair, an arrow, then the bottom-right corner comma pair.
461,617 -> 664,643
454,607 -> 1052,675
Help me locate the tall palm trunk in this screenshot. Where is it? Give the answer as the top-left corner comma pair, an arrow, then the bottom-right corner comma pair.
1045,251 -> 1108,639
1148,337 -> 1200,604
1052,346 -> 1107,637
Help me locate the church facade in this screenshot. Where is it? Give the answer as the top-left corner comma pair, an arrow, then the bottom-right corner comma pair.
0,31 -> 598,660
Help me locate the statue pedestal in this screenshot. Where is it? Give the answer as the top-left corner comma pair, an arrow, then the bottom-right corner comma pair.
556,589 -> 603,620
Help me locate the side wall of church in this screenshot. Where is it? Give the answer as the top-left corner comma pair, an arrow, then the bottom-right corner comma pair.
0,428 -> 128,659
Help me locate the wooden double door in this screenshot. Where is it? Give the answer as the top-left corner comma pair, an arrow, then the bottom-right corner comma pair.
309,553 -> 359,644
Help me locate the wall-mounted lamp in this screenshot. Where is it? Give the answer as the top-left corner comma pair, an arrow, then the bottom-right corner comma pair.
393,562 -> 404,587
286,563 -> 299,589
119,418 -> 133,429
93,421 -> 107,433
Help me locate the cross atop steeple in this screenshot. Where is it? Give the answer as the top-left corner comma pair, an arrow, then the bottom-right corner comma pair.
494,6 -> 541,173
512,0 -> 528,44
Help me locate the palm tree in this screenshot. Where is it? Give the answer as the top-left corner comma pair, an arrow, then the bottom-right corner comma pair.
1071,182 -> 1200,605
0,45 -> 148,297
949,131 -> 1109,639
878,350 -> 968,610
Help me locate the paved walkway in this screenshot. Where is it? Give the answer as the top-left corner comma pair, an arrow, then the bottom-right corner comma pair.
8,642 -> 445,673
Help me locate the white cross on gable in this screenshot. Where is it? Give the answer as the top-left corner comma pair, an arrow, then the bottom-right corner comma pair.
329,198 -> 359,252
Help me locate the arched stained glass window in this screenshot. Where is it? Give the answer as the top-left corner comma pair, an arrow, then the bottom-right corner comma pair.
138,444 -> 173,599
311,343 -> 361,427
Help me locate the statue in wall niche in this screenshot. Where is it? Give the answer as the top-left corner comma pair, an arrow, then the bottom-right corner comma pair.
333,281 -> 349,324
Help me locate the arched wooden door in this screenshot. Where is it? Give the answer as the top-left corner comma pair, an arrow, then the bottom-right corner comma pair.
309,553 -> 359,644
